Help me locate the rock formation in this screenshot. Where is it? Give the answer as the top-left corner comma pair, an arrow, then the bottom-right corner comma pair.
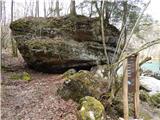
10,15 -> 120,73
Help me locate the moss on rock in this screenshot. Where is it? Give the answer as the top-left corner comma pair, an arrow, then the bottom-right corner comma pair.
10,15 -> 120,73
78,96 -> 106,120
57,70 -> 108,102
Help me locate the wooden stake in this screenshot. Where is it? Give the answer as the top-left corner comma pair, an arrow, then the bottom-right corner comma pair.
123,59 -> 128,120
134,54 -> 140,119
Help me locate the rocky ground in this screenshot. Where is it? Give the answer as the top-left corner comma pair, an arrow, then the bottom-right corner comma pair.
1,51 -> 78,120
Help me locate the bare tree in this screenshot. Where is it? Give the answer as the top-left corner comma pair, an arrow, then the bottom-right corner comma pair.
48,0 -> 54,17
3,0 -> 6,24
0,0 -> 2,21
104,1 -> 109,24
89,1 -> 93,18
70,0 -> 76,15
44,0 -> 47,17
55,0 -> 60,17
11,0 -> 18,56
30,0 -> 34,16
35,0 -> 39,17
11,0 -> 13,22
122,0 -> 128,48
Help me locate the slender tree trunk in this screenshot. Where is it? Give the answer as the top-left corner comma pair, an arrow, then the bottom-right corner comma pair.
101,0 -> 109,64
56,0 -> 60,17
70,0 -> 76,15
104,1 -> 109,24
49,0 -> 54,17
0,1 -> 2,21
122,0 -> 127,46
11,0 -> 13,22
89,1 -> 93,18
30,0 -> 34,16
0,1 -> 2,49
11,0 -> 18,57
44,0 -> 46,17
24,0 -> 27,16
3,1 -> 6,25
35,0 -> 39,17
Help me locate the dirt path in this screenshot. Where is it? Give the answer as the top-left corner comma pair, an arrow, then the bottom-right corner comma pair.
1,51 -> 78,120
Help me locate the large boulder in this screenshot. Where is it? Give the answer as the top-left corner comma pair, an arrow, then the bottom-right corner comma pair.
57,70 -> 108,102
10,15 -> 120,73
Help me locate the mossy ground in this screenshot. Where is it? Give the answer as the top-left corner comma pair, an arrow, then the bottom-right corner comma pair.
140,90 -> 160,107
10,72 -> 31,81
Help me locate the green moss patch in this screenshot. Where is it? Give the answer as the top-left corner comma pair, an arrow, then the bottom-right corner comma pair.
78,96 -> 105,120
140,90 -> 160,107
10,72 -> 31,81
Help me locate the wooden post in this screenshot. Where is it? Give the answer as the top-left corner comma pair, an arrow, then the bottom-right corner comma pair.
123,59 -> 128,120
134,54 -> 140,119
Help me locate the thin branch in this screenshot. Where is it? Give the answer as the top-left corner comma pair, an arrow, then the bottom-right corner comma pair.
116,38 -> 160,65
119,0 -> 151,59
101,0 -> 109,64
139,57 -> 152,66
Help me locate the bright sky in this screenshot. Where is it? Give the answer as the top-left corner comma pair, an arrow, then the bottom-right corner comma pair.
4,0 -> 160,21
145,0 -> 160,21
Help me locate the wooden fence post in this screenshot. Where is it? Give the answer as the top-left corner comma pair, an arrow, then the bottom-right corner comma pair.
134,54 -> 140,119
123,59 -> 128,120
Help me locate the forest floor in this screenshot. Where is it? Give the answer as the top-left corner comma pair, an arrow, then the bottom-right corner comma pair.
1,50 -> 78,120
1,50 -> 160,120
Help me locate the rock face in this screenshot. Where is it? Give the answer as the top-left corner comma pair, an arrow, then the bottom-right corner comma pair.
10,15 -> 120,73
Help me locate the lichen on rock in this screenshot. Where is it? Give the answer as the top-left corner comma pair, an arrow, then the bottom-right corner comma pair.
10,15 -> 120,73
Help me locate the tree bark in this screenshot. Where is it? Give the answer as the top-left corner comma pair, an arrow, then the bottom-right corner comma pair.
70,0 -> 76,15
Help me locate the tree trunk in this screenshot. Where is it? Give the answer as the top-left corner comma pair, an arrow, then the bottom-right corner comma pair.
101,0 -> 109,64
0,0 -> 2,21
56,0 -> 60,17
3,0 -> 6,25
89,1 -> 93,18
30,0 -> 34,16
44,0 -> 46,17
70,0 -> 76,15
11,0 -> 18,57
35,0 -> 39,17
104,1 -> 109,24
122,0 -> 127,44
